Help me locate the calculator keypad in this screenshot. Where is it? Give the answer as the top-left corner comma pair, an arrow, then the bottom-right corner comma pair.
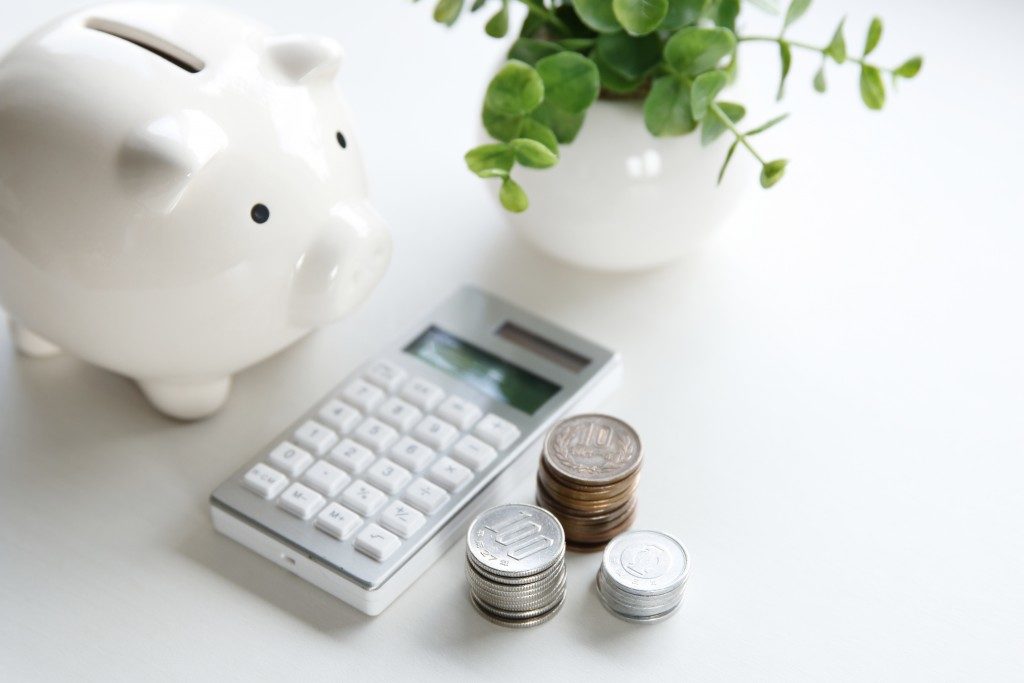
239,359 -> 517,563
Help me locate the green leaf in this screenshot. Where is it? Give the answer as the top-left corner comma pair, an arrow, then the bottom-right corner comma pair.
813,65 -> 826,92
559,38 -> 597,50
470,0 -> 486,10
718,140 -> 738,184
777,40 -> 792,100
701,101 -> 745,145
595,32 -> 662,82
664,27 -> 737,76
500,177 -> 529,212
662,0 -> 703,30
864,17 -> 882,56
745,113 -> 788,136
510,138 -> 559,168
518,118 -> 559,154
894,56 -> 923,79
571,0 -> 622,33
690,70 -> 728,120
643,75 -> 696,136
465,143 -> 514,178
859,64 -> 885,109
482,106 -> 522,141
746,0 -> 779,13
782,0 -> 811,30
433,0 -> 464,26
592,49 -> 646,93
760,159 -> 788,188
612,0 -> 669,36
530,101 -> 587,143
824,19 -> 847,63
485,60 -> 544,116
508,38 -> 565,65
708,0 -> 740,31
535,52 -> 601,113
485,2 -> 509,38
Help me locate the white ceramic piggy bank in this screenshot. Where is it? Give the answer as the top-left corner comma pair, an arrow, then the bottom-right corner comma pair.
0,3 -> 391,419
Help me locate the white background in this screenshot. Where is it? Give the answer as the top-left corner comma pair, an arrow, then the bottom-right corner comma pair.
2,0 -> 1022,680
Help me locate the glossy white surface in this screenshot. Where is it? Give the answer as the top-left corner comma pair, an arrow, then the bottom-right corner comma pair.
507,99 -> 748,272
1,0 -> 1023,680
0,3 -> 391,419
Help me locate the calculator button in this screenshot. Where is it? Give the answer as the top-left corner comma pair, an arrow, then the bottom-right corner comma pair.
413,415 -> 459,450
473,413 -> 521,450
451,435 -> 498,471
340,378 -> 386,412
436,395 -> 483,431
340,480 -> 388,516
301,460 -> 351,497
242,463 -> 288,499
292,420 -> 338,456
399,377 -> 445,411
355,523 -> 401,562
352,417 -> 399,453
317,399 -> 361,433
427,457 -> 473,492
402,478 -> 450,514
365,458 -> 412,495
327,438 -> 375,474
389,436 -> 435,472
363,359 -> 407,392
277,482 -> 326,520
315,503 -> 362,540
375,396 -> 423,432
379,501 -> 426,539
267,441 -> 314,477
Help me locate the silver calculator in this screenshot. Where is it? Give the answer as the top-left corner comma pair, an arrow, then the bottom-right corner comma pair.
210,286 -> 621,615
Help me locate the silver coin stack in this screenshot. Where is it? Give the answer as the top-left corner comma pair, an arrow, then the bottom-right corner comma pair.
596,529 -> 691,623
465,503 -> 567,628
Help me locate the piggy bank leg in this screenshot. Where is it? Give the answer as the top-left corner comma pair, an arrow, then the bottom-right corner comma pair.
137,376 -> 232,420
9,320 -> 62,357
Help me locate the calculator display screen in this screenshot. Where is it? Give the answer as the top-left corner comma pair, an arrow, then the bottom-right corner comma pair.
404,326 -> 560,415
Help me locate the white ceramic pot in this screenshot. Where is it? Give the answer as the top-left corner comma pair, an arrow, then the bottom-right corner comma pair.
504,99 -> 747,272
0,3 -> 391,419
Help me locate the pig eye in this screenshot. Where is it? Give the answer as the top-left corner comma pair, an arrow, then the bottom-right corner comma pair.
251,203 -> 270,224
336,131 -> 347,149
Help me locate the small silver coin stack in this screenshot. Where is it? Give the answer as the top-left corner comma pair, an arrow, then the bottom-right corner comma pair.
596,529 -> 691,623
465,503 -> 567,628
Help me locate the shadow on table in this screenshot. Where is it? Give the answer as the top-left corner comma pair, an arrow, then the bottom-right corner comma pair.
177,524 -> 374,635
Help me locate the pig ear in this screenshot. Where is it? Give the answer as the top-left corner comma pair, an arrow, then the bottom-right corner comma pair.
118,112 -> 227,212
264,34 -> 344,83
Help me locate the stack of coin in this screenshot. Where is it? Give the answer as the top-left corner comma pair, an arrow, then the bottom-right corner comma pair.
596,530 -> 691,623
465,503 -> 566,628
536,414 -> 642,551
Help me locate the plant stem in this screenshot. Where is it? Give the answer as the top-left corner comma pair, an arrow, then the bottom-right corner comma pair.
708,101 -> 767,165
518,0 -> 571,34
738,35 -> 893,72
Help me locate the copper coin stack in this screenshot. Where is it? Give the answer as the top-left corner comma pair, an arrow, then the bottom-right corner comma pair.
536,414 -> 643,552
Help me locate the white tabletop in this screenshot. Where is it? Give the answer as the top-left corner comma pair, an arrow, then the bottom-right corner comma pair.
2,0 -> 1022,680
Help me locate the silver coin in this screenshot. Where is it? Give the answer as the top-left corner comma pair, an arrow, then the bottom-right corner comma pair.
596,585 -> 682,624
470,592 -> 565,629
466,548 -> 565,585
596,572 -> 686,616
467,504 -> 565,577
601,530 -> 690,596
466,564 -> 566,599
470,574 -> 566,610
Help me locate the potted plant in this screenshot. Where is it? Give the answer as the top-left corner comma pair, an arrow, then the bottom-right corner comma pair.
422,0 -> 922,271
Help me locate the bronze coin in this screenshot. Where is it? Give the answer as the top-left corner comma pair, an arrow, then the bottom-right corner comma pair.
542,414 -> 642,486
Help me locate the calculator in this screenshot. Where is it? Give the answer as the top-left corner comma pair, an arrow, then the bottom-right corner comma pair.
210,286 -> 622,615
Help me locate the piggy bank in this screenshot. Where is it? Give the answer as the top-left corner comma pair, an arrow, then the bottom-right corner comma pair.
0,3 -> 391,419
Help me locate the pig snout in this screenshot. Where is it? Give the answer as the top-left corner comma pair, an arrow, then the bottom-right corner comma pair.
289,201 -> 391,328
